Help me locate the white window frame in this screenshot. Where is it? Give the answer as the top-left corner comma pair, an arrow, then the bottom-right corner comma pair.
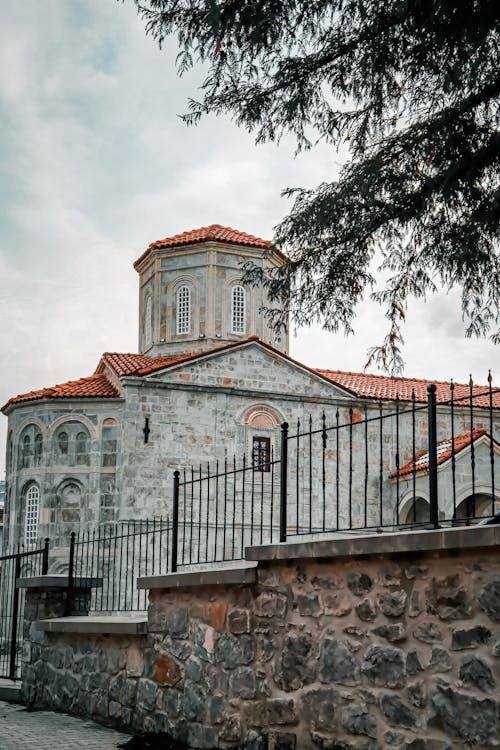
176,285 -> 191,335
144,295 -> 152,347
24,484 -> 40,546
231,285 -> 246,334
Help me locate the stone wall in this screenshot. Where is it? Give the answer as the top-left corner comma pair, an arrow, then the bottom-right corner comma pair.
21,530 -> 500,749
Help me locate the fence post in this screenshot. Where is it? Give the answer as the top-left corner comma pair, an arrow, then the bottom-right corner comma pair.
280,422 -> 289,543
9,554 -> 21,679
65,531 -> 76,616
42,537 -> 50,575
171,470 -> 180,573
427,384 -> 440,529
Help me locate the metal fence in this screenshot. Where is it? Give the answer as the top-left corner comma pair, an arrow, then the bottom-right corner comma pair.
173,450 -> 280,570
0,541 -> 48,680
67,519 -> 171,614
170,378 -> 499,569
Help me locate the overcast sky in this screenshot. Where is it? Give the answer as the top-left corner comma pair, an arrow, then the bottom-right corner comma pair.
1,0 -> 498,476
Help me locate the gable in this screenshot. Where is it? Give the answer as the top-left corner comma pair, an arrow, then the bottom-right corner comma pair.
144,342 -> 352,401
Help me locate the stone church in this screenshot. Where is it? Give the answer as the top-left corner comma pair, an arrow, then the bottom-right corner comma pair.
2,225 -> 499,553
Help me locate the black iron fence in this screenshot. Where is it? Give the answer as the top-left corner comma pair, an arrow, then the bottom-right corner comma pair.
67,518 -> 171,614
0,541 -> 48,680
171,377 -> 499,569
172,451 -> 280,570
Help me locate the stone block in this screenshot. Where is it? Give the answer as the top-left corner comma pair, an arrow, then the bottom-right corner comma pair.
245,699 -> 298,727
254,591 -> 288,619
295,592 -> 322,617
413,621 -> 442,644
429,647 -> 452,673
155,652 -> 181,686
371,623 -> 406,643
361,644 -> 406,688
380,693 -> 417,728
451,624 -> 492,650
276,632 -> 316,691
182,681 -> 206,722
166,607 -> 189,638
319,637 -> 360,686
427,576 -> 471,620
137,678 -> 157,712
347,573 -> 372,596
341,702 -> 377,738
355,598 -> 377,622
429,681 -> 499,745
479,576 -> 500,621
301,687 -> 337,732
228,608 -> 251,634
216,633 -> 255,668
229,666 -> 258,698
459,655 -> 496,692
378,590 -> 407,617
209,601 -> 227,631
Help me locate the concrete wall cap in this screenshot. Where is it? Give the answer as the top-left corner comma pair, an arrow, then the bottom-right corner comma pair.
138,562 -> 257,590
37,615 -> 147,635
245,524 -> 500,562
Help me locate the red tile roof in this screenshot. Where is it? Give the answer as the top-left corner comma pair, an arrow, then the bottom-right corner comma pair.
2,374 -> 120,411
314,369 -> 499,407
134,224 -> 274,269
391,428 -> 495,478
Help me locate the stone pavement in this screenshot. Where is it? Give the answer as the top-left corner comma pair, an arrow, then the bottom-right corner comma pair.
0,700 -> 131,750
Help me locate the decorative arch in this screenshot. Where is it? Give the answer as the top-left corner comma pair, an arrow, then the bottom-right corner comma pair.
396,489 -> 430,525
243,404 -> 283,428
223,274 -> 254,337
453,485 -> 500,521
47,414 -> 98,442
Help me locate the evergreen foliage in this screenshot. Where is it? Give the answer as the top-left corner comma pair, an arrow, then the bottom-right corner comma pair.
132,0 -> 500,371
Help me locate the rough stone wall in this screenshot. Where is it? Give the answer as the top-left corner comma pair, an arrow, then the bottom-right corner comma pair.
23,546 -> 500,749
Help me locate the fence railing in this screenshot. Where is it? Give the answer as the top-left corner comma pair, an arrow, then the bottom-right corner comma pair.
67,518 -> 171,614
172,451 -> 281,570
170,378 -> 499,569
0,541 -> 49,680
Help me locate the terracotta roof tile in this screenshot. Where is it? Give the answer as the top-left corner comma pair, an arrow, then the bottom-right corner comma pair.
314,369 -> 500,408
2,374 -> 120,411
134,224 -> 274,269
391,428 -> 494,478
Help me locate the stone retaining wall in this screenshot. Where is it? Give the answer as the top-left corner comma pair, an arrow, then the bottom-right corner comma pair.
21,534 -> 500,749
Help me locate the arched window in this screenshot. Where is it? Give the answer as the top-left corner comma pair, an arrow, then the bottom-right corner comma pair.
76,431 -> 90,466
24,484 -> 40,546
231,285 -> 246,334
22,435 -> 32,468
176,286 -> 191,335
57,431 -> 69,456
102,419 -> 118,467
144,295 -> 152,348
34,433 -> 43,466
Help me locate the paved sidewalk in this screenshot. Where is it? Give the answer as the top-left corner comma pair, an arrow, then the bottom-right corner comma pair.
0,700 -> 131,750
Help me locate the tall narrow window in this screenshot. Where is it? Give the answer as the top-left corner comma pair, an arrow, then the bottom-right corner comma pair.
58,431 -> 69,456
76,431 -> 90,466
176,286 -> 191,335
22,435 -> 32,468
252,436 -> 271,472
144,295 -> 152,348
231,285 -> 246,334
25,484 -> 40,546
34,434 -> 43,466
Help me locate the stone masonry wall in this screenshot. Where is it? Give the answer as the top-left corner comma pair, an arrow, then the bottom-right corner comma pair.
22,541 -> 500,749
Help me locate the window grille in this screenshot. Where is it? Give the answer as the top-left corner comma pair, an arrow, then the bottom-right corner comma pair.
231,285 -> 245,334
76,432 -> 89,466
25,484 -> 40,546
252,436 -> 271,472
144,295 -> 152,347
176,286 -> 191,335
